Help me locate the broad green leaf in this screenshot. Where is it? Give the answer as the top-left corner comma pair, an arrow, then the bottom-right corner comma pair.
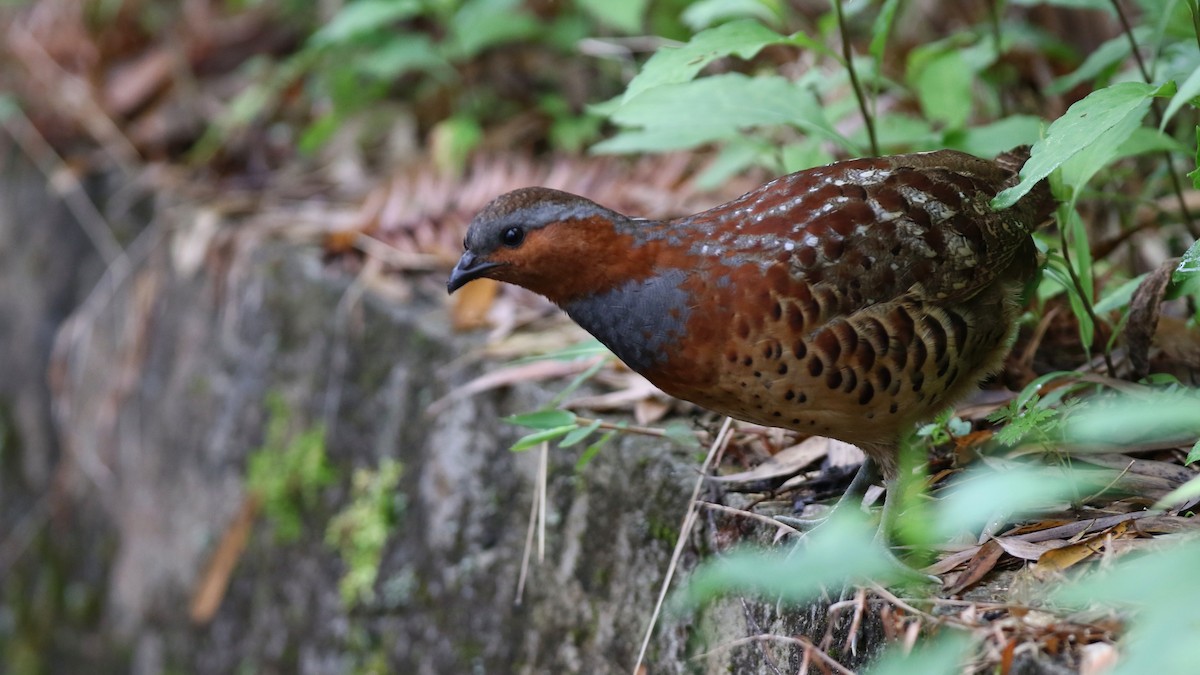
911,48 -> 974,129
597,74 -> 849,154
1170,238 -> 1200,296
576,0 -> 646,33
944,115 -> 1044,159
1113,126 -> 1187,159
934,466 -> 1090,538
865,633 -> 976,675
695,137 -> 776,189
679,510 -> 905,607
993,82 -> 1168,208
310,0 -> 423,45
779,137 -> 834,173
682,0 -> 784,31
871,113 -> 939,150
1059,105 -> 1154,201
1153,472 -> 1200,509
621,20 -> 803,103
356,34 -> 452,80
510,425 -> 577,451
1062,390 -> 1200,446
430,116 -> 483,174
445,0 -> 541,59
1189,439 -> 1200,465
1047,27 -> 1146,95
1054,537 -> 1200,675
505,409 -> 578,429
1161,66 -> 1200,129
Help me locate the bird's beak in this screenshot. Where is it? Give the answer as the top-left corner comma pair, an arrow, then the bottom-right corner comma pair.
447,251 -> 502,294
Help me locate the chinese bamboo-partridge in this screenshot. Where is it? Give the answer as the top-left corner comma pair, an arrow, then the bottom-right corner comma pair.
448,149 -> 1054,481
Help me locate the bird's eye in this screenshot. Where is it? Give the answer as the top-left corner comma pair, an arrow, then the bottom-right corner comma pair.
501,226 -> 525,248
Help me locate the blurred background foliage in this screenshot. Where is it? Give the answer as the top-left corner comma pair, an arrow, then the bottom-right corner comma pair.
3,0 -> 1200,672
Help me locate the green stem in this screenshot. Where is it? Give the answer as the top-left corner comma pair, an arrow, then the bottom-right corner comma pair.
834,0 -> 878,156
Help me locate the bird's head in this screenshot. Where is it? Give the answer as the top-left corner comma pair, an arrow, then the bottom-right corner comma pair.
447,187 -> 650,304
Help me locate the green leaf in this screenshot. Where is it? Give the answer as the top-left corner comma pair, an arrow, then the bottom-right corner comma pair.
310,0 -> 424,45
868,0 -> 902,62
934,466 -> 1091,538
663,421 -> 701,448
445,0 -> 541,59
1171,239 -> 1200,296
356,33 -> 453,80
546,353 -> 609,407
1093,273 -> 1147,314
1189,439 -> 1200,465
510,338 -> 610,364
1191,126 -> 1200,190
1113,126 -> 1187,159
1044,258 -> 1095,349
505,409 -> 578,429
576,0 -> 647,33
1057,102 -> 1154,201
682,0 -> 785,31
1062,390 -> 1200,447
945,115 -> 1044,159
992,82 -> 1168,209
1153,471 -> 1200,509
510,425 -> 578,451
559,418 -> 603,447
871,113 -> 939,150
430,115 -> 483,174
1053,537 -> 1200,675
910,48 -> 974,129
576,427 -> 620,471
621,20 -> 801,103
1161,66 -> 1200,129
597,73 -> 848,154
1046,27 -> 1145,95
779,137 -> 834,173
865,632 -> 975,675
679,510 -> 906,608
695,137 -> 777,190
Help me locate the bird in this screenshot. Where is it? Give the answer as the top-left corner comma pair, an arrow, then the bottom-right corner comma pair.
447,148 -> 1054,516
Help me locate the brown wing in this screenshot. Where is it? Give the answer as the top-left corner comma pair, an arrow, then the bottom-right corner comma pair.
676,149 -> 1052,309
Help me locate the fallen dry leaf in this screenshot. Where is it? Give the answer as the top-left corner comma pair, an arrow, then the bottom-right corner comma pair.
711,436 -> 835,485
190,494 -> 260,624
426,356 -> 604,415
947,538 -> 1004,595
1125,259 -> 1174,379
994,535 -> 1069,561
452,277 -> 499,331
1032,520 -> 1135,578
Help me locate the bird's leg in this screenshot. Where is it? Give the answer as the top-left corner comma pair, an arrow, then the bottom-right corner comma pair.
777,453 -> 940,586
775,456 -> 880,530
872,471 -> 941,586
